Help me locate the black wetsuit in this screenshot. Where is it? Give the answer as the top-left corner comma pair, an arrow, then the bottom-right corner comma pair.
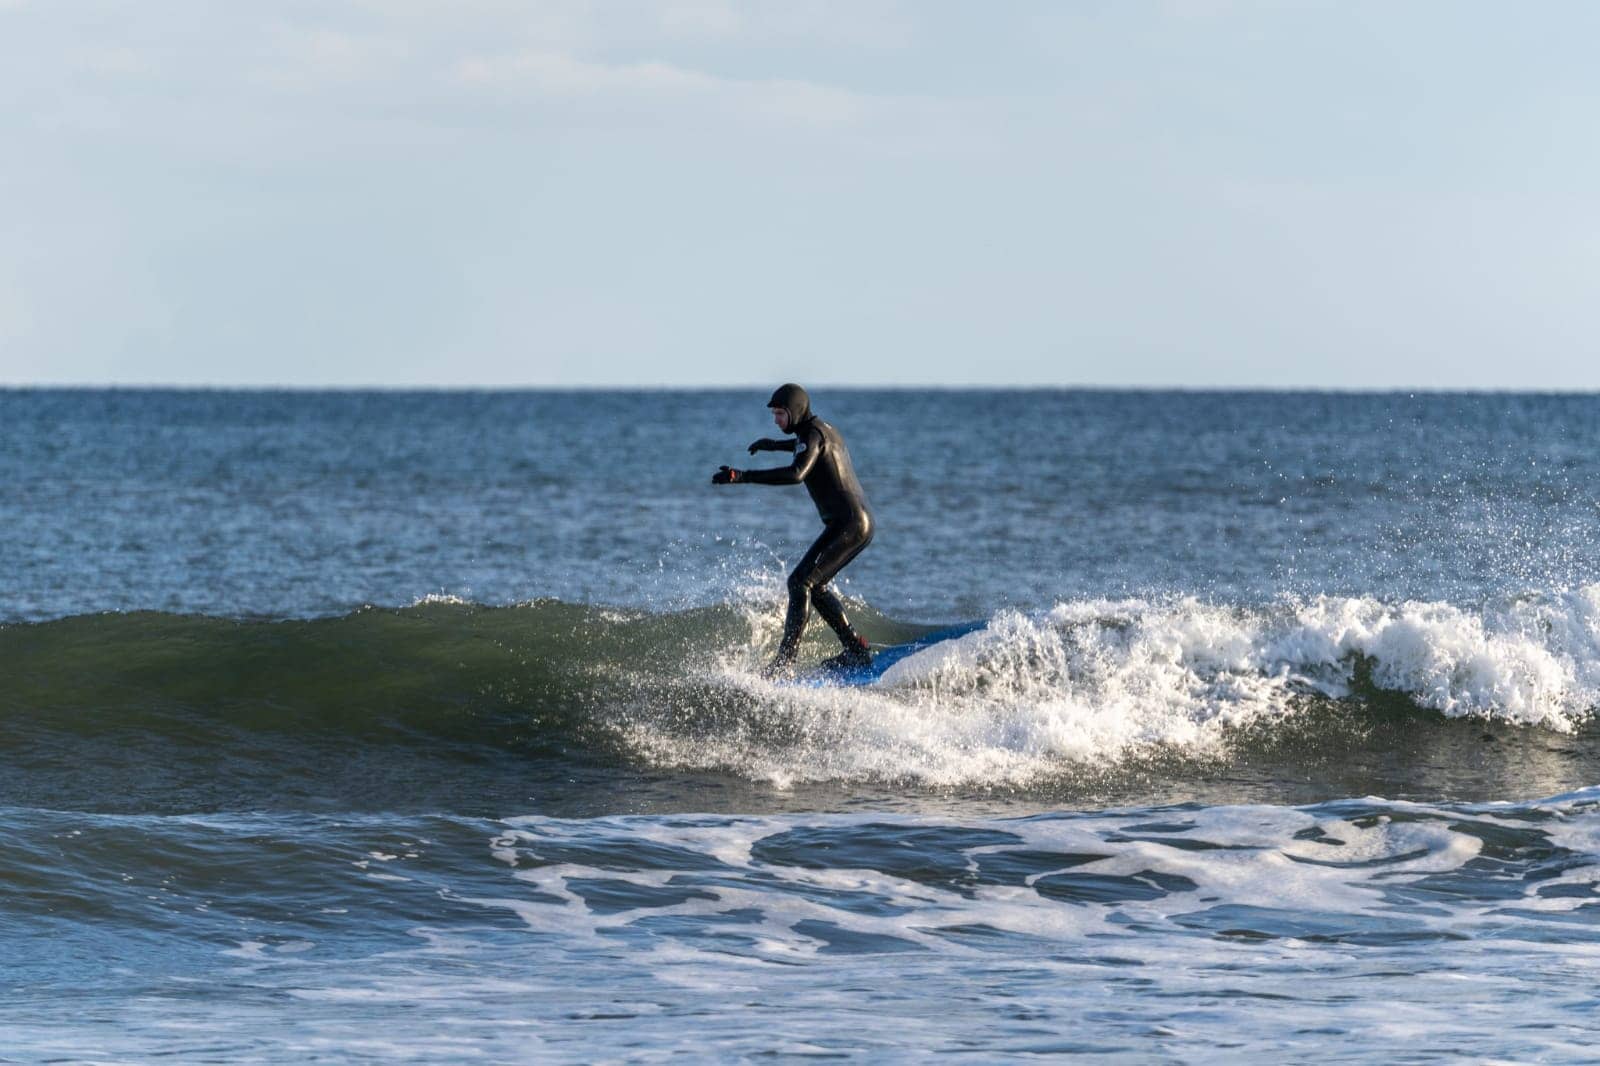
739,384 -> 873,666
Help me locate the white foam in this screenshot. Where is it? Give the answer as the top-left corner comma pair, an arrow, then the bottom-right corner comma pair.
405,592 -> 473,607
622,587 -> 1600,786
470,800 -> 1521,981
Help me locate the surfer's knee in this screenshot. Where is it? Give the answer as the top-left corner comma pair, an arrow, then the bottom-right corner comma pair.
787,568 -> 818,596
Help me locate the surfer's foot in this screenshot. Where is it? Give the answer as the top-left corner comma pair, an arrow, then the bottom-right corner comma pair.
820,638 -> 873,672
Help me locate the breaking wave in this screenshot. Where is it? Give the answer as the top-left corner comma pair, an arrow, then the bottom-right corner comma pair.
6,586 -> 1600,791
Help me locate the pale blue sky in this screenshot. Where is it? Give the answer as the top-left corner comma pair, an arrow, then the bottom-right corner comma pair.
3,1 -> 1597,388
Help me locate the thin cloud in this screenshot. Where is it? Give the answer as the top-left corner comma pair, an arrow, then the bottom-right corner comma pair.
254,25 -> 414,89
455,50 -> 874,129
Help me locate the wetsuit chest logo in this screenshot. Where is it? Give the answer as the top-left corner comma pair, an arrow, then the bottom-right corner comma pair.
795,441 -> 808,454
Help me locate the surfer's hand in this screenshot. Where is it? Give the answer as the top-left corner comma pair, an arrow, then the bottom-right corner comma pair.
748,438 -> 775,455
711,466 -> 740,485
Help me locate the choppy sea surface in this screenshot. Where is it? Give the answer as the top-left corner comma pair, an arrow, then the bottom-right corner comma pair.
5,388 -> 1600,1061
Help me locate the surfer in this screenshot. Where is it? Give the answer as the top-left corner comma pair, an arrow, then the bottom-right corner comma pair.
711,384 -> 874,676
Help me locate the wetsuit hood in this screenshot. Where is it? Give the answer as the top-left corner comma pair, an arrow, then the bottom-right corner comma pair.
767,383 -> 812,434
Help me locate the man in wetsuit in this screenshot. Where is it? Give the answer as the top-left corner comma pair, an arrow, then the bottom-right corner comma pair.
711,384 -> 874,675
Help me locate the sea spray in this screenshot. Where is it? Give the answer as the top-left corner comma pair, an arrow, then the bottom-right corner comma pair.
617,588 -> 1600,786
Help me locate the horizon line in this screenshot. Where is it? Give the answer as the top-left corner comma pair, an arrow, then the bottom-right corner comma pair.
4,382 -> 1600,396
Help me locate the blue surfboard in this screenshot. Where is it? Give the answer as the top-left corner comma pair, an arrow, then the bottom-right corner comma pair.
794,620 -> 989,687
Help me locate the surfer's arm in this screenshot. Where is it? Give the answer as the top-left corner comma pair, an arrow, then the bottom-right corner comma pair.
736,430 -> 821,485
747,438 -> 797,454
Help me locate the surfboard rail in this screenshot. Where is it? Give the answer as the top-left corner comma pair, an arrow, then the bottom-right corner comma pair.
791,620 -> 989,687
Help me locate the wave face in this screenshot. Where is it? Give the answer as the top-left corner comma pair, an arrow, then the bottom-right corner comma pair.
7,589 -> 1600,809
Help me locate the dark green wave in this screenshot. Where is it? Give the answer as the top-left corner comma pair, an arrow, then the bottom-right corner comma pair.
0,599 -> 937,749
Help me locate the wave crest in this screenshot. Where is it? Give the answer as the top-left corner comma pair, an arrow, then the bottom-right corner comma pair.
621,588 -> 1600,786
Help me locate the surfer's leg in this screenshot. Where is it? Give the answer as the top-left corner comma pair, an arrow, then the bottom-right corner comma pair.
772,539 -> 829,667
773,524 -> 871,668
772,595 -> 809,670
811,584 -> 871,660
809,531 -> 870,644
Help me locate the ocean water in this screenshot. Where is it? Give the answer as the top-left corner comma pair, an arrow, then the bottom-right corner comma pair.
4,388 -> 1600,1061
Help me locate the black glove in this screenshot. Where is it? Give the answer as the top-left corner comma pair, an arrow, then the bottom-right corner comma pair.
748,438 -> 776,455
711,466 -> 741,485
